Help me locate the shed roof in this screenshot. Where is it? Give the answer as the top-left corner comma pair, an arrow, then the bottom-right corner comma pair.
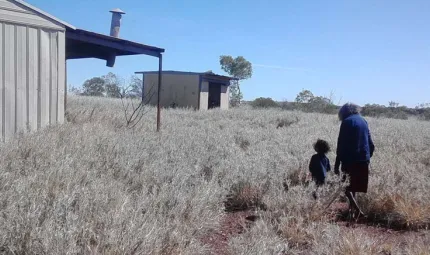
10,0 -> 164,64
66,29 -> 165,60
10,0 -> 76,29
135,70 -> 238,82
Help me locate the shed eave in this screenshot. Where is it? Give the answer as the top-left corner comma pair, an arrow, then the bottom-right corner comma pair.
10,0 -> 76,30
135,70 -> 237,81
66,29 -> 165,60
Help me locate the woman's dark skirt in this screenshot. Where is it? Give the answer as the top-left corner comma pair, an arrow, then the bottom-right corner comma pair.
343,162 -> 369,193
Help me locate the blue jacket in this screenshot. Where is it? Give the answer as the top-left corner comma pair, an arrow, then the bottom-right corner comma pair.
335,114 -> 375,169
309,153 -> 331,185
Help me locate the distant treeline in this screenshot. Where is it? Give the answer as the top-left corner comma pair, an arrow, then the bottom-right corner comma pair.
246,90 -> 430,121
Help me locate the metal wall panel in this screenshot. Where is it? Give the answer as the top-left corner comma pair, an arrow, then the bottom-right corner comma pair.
28,27 -> 38,131
49,31 -> 57,124
0,23 -> 3,141
57,31 -> 65,124
220,85 -> 229,110
0,21 -> 65,141
39,29 -> 50,128
4,23 -> 15,141
16,25 -> 26,133
144,73 -> 200,109
0,0 -> 66,142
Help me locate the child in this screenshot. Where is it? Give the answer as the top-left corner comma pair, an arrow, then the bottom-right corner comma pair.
308,139 -> 332,187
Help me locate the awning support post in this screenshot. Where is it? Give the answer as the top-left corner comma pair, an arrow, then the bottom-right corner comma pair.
157,54 -> 163,132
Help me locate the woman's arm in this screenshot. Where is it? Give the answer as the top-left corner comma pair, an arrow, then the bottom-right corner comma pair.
334,156 -> 340,175
369,130 -> 375,158
335,121 -> 347,174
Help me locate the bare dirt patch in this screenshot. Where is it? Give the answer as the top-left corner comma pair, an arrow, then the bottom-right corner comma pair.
200,210 -> 258,255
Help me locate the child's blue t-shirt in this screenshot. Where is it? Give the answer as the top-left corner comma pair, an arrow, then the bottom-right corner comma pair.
309,153 -> 331,184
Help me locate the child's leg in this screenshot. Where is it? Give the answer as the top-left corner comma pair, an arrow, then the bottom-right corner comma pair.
312,186 -> 319,200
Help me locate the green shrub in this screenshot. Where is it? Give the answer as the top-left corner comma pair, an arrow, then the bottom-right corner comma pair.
281,100 -> 338,115
251,97 -> 280,108
418,108 -> 430,121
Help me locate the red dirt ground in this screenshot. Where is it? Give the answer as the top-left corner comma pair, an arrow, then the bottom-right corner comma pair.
200,210 -> 257,255
201,202 -> 429,255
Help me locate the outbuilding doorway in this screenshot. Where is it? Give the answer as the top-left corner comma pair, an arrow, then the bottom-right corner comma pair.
208,82 -> 222,109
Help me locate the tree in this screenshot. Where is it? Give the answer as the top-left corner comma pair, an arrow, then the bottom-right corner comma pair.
388,101 -> 399,108
295,89 -> 314,103
292,89 -> 338,114
68,85 -> 82,95
416,103 -> 430,109
106,84 -> 121,98
102,72 -> 123,98
309,96 -> 332,105
127,75 -> 143,99
82,77 -> 105,97
219,55 -> 253,107
251,97 -> 279,108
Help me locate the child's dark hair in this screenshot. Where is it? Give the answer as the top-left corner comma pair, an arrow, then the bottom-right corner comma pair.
313,139 -> 330,154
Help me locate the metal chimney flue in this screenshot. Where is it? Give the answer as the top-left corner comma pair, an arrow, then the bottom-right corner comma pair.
109,8 -> 125,38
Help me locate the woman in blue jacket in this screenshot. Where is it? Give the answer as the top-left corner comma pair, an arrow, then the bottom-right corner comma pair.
334,103 -> 375,217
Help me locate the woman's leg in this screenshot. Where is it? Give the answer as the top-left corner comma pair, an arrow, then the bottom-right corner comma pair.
346,191 -> 364,216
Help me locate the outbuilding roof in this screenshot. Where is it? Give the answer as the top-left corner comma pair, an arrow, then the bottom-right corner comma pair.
135,70 -> 238,82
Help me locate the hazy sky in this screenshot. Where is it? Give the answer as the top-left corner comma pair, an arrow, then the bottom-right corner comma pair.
28,0 -> 430,107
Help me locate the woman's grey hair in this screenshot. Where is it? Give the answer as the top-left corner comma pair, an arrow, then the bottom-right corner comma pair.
338,103 -> 361,121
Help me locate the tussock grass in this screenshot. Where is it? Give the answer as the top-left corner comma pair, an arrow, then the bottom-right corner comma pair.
224,181 -> 267,212
0,96 -> 429,254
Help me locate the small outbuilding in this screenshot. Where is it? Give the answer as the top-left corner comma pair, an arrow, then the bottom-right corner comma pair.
135,71 -> 236,110
0,0 -> 164,141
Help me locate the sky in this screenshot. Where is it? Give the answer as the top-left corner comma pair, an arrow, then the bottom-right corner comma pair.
27,0 -> 430,107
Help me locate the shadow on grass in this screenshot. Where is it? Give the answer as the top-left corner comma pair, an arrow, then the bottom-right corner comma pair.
335,206 -> 429,231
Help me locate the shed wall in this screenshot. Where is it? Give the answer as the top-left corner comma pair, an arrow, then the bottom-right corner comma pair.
220,85 -> 229,110
143,74 -> 199,109
199,82 -> 229,110
0,20 -> 66,141
199,81 -> 209,110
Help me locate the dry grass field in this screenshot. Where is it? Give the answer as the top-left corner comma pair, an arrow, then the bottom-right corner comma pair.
0,96 -> 429,254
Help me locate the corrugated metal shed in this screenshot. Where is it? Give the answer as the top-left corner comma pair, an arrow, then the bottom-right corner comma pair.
0,0 -> 165,141
0,0 -> 66,142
